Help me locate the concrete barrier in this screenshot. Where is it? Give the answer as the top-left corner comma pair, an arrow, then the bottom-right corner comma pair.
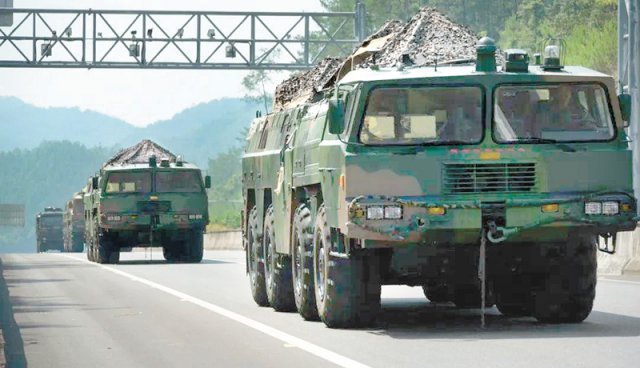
598,225 -> 640,275
204,230 -> 242,251
201,228 -> 640,274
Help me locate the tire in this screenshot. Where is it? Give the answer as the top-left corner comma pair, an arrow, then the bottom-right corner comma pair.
531,235 -> 597,324
263,206 -> 295,311
247,206 -> 268,307
422,284 -> 450,303
292,204 -> 319,320
163,244 -> 181,262
96,233 -> 119,264
185,229 -> 204,263
71,232 -> 84,253
313,205 -> 380,328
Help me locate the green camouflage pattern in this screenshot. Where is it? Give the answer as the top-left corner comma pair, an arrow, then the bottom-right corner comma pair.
84,150 -> 209,263
63,192 -> 85,252
243,63 -> 636,254
36,207 -> 64,252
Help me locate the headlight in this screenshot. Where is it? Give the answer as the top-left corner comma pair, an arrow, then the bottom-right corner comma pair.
188,214 -> 204,220
107,215 -> 121,221
384,206 -> 402,219
366,206 -> 384,220
584,202 -> 602,215
602,201 -> 619,215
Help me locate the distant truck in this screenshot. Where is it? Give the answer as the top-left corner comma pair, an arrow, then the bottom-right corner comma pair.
242,39 -> 637,328
63,191 -> 85,252
36,207 -> 64,252
84,140 -> 211,264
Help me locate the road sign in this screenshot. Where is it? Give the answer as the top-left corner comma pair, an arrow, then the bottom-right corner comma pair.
0,203 -> 25,227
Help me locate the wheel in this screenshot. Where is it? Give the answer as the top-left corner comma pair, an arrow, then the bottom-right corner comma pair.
263,206 -> 295,311
72,233 -> 84,252
163,244 -> 181,262
185,229 -> 204,263
292,203 -> 319,320
313,205 -> 380,328
531,235 -> 597,323
96,233 -> 119,264
422,284 -> 450,303
247,206 -> 268,307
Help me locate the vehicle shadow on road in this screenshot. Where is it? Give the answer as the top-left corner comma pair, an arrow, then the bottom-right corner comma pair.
0,259 -> 28,368
369,298 -> 640,340
115,259 -> 234,266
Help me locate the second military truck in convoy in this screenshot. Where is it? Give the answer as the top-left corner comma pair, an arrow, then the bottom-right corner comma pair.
84,140 -> 211,264
63,191 -> 85,252
36,207 -> 64,252
242,39 -> 637,328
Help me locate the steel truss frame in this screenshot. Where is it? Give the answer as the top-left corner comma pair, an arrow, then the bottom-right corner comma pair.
0,8 -> 365,70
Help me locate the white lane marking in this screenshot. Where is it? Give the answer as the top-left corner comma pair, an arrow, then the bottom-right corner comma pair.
59,254 -> 371,368
599,278 -> 640,286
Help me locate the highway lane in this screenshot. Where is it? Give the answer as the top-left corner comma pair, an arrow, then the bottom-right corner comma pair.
1,250 -> 640,368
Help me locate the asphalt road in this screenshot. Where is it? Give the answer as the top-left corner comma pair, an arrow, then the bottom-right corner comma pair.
1,250 -> 639,368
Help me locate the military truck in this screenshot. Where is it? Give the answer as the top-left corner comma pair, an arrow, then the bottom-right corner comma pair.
84,140 -> 211,264
241,38 -> 637,328
36,207 -> 64,252
63,191 -> 85,252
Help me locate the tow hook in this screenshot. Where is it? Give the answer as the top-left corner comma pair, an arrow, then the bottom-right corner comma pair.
486,220 -> 518,244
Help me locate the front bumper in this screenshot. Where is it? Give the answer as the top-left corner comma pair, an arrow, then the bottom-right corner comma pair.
101,213 -> 207,231
344,192 -> 637,245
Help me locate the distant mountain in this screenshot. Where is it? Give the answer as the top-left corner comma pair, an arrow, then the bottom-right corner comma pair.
0,96 -> 137,150
0,96 -> 263,168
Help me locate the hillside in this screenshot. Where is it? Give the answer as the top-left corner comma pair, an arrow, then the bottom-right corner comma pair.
0,96 -> 261,168
0,142 -> 114,253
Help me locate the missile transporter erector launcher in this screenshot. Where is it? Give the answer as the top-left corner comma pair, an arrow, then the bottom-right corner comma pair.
64,191 -> 86,252
84,140 -> 211,264
36,207 -> 64,252
242,38 -> 637,328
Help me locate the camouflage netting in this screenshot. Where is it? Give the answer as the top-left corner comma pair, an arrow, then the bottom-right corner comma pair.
273,7 -> 499,112
104,139 -> 177,167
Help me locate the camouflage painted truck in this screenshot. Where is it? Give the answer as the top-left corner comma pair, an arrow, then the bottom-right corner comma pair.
242,38 -> 637,328
63,191 -> 86,252
36,207 -> 64,252
84,140 -> 211,264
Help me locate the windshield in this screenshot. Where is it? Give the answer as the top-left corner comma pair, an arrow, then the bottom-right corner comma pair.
494,83 -> 615,143
155,171 -> 203,193
360,86 -> 483,145
105,171 -> 152,194
40,215 -> 62,226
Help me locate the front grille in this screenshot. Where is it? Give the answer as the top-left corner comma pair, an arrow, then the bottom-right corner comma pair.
443,162 -> 536,194
137,201 -> 171,214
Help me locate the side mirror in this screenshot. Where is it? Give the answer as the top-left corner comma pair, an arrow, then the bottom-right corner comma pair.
91,176 -> 99,190
204,175 -> 211,189
619,94 -> 632,126
328,99 -> 345,135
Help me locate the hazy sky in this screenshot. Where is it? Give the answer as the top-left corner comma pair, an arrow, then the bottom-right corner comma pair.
0,0 -> 327,126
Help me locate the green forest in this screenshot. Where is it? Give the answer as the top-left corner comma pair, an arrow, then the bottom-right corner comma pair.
0,142 -> 114,252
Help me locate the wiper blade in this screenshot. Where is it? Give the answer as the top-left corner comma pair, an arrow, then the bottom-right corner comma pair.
511,137 -> 559,143
508,137 -> 577,152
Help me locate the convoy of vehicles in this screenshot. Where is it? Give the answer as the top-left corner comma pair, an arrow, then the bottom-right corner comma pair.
241,38 -> 637,327
83,140 -> 211,264
63,191 -> 86,252
36,207 -> 64,252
